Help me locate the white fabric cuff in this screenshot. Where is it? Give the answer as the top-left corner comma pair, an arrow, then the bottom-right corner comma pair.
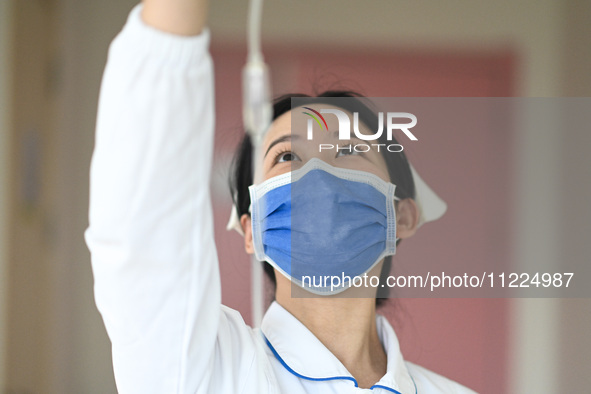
114,4 -> 211,68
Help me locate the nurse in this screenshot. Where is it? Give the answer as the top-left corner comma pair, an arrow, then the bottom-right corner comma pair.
86,0 -> 477,393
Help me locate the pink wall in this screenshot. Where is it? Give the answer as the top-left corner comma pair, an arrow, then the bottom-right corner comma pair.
210,43 -> 514,393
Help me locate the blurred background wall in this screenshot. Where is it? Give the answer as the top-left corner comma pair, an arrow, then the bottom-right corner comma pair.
0,0 -> 589,393
558,1 -> 591,391
0,0 -> 12,390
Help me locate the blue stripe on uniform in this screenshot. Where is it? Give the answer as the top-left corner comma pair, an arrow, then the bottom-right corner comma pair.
262,333 -> 418,394
263,334 -> 358,387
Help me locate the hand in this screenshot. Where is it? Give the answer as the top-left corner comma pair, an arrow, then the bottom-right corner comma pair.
142,0 -> 209,36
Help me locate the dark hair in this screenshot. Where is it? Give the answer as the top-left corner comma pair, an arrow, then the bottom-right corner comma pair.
228,91 -> 416,307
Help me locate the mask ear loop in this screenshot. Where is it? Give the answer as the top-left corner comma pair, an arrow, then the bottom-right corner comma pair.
385,186 -> 399,254
393,194 -> 401,243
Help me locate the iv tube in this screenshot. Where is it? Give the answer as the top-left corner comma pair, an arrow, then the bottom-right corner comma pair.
243,0 -> 271,327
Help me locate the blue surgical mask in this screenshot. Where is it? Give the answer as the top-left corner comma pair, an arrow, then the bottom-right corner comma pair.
249,158 -> 399,295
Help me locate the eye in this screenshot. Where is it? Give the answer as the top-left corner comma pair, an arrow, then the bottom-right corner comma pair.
336,145 -> 362,158
276,150 -> 301,163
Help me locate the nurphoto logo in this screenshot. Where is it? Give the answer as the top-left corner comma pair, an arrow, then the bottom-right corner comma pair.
302,107 -> 417,153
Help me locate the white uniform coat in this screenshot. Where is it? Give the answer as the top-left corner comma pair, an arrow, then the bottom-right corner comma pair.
85,5 -> 478,394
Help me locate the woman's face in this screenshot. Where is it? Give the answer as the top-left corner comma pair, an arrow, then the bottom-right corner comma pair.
239,104 -> 419,294
259,104 -> 391,183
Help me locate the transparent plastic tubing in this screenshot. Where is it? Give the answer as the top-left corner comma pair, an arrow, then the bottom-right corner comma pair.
243,0 -> 271,327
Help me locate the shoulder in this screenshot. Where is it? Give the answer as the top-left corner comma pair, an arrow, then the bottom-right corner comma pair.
405,361 -> 478,394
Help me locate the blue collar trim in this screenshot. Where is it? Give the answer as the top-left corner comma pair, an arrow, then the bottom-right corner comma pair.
263,333 -> 417,393
371,384 -> 403,394
263,334 -> 358,387
371,376 -> 417,394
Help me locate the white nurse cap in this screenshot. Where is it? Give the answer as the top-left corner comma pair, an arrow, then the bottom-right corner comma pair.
408,163 -> 447,227
225,162 -> 447,235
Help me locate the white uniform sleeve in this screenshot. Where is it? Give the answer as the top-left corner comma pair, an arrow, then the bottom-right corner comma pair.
84,5 -> 268,394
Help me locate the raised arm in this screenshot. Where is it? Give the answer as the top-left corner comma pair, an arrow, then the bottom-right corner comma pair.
85,2 -> 222,392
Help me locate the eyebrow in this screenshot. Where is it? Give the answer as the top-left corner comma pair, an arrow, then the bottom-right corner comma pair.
264,134 -> 300,157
